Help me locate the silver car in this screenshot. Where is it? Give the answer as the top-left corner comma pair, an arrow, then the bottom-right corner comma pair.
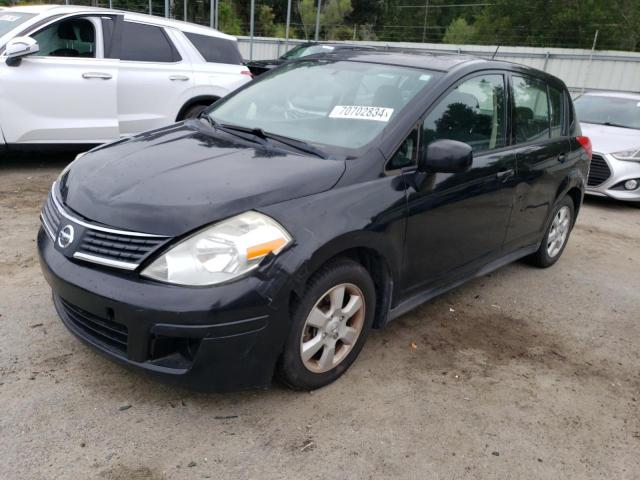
574,91 -> 640,204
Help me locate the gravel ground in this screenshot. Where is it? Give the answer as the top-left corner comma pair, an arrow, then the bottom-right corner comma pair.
1,155 -> 639,480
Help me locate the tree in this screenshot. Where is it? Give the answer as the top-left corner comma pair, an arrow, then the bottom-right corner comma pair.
218,0 -> 243,36
443,17 -> 476,44
297,0 -> 318,40
323,0 -> 353,39
257,4 -> 276,37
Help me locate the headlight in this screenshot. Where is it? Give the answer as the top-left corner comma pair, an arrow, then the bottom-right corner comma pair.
611,148 -> 640,162
141,211 -> 292,286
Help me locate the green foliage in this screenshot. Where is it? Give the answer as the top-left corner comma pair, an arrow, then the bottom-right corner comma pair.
442,17 -> 476,45
297,0 -> 318,40
257,4 -> 276,37
218,0 -> 242,36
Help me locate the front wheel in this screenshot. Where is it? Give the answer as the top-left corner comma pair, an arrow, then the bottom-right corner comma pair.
277,259 -> 376,390
526,196 -> 575,268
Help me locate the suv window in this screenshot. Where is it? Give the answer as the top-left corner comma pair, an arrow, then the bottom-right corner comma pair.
184,32 -> 243,65
31,18 -> 96,58
422,74 -> 506,153
513,75 -> 550,143
120,21 -> 180,62
549,86 -> 565,137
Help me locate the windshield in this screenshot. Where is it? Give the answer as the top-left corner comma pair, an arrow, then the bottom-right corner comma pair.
575,95 -> 640,130
0,12 -> 36,38
281,44 -> 336,60
208,60 -> 438,154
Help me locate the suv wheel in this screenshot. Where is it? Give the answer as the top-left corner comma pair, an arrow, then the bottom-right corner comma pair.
181,103 -> 209,120
277,259 -> 375,390
526,196 -> 574,268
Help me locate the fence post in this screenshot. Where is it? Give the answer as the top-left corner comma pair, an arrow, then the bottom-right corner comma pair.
184,0 -> 187,22
164,0 -> 168,18
314,0 -> 321,41
284,0 -> 292,50
148,0 -> 152,15
210,0 -> 214,28
582,29 -> 599,95
249,0 -> 255,60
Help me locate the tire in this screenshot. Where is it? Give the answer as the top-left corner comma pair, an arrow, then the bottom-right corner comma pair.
526,196 -> 575,268
277,259 -> 376,390
181,103 -> 209,120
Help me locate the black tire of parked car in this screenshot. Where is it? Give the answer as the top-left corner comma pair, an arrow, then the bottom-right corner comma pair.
526,196 -> 575,268
277,259 -> 376,390
182,104 -> 210,120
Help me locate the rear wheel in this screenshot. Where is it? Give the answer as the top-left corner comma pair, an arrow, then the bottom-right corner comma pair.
526,196 -> 574,268
277,259 -> 375,390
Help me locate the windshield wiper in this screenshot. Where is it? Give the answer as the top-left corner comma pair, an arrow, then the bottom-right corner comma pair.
261,131 -> 329,159
220,124 -> 329,159
198,115 -> 268,145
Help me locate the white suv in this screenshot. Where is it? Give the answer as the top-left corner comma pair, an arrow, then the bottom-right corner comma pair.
0,5 -> 252,151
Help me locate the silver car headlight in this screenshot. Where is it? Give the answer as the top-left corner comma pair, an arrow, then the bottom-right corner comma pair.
141,211 -> 292,286
611,147 -> 640,162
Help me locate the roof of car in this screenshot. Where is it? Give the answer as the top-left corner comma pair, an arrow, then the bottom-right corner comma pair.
3,5 -> 236,41
313,49 -> 491,72
581,91 -> 640,100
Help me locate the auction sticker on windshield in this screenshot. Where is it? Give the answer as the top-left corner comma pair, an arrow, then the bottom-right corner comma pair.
329,106 -> 394,122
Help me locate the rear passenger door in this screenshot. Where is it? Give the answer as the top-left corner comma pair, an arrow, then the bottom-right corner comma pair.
112,19 -> 193,135
504,75 -> 571,250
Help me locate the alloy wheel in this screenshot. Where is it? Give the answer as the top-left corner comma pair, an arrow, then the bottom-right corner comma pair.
299,283 -> 366,373
547,206 -> 571,258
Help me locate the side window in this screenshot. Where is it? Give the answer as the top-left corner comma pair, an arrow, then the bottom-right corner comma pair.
422,74 -> 506,154
184,32 -> 243,65
549,86 -> 565,138
513,75 -> 550,143
31,18 -> 96,58
120,22 -> 180,62
388,129 -> 419,170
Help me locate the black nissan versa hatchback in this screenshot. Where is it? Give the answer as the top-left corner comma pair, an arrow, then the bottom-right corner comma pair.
38,51 -> 591,391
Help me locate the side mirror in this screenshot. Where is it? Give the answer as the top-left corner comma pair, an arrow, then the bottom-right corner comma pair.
5,37 -> 39,65
420,139 -> 473,173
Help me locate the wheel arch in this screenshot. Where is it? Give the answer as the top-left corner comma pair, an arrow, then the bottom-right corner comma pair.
287,234 -> 400,330
175,95 -> 221,121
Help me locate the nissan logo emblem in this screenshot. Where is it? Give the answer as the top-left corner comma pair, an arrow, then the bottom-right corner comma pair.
57,224 -> 75,249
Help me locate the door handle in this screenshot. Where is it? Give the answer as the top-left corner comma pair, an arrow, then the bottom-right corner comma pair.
169,75 -> 189,81
82,72 -> 112,80
496,169 -> 515,181
558,154 -> 567,163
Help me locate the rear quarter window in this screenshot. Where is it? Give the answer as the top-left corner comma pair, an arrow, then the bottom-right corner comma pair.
184,32 -> 243,65
120,21 -> 180,62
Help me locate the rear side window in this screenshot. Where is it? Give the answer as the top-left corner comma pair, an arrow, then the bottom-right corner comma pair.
422,74 -> 506,153
549,86 -> 565,137
120,21 -> 180,62
184,32 -> 243,65
513,75 -> 550,143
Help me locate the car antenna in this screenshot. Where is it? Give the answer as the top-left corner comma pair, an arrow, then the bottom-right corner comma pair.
491,44 -> 501,60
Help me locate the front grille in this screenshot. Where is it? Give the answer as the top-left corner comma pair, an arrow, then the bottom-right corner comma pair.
587,154 -> 611,187
56,296 -> 128,354
40,184 -> 169,270
79,230 -> 166,264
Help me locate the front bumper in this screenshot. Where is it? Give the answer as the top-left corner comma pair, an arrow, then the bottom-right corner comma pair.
37,228 -> 291,392
586,152 -> 640,202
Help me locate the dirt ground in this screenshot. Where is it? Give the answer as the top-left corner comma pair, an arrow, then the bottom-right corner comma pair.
1,154 -> 639,480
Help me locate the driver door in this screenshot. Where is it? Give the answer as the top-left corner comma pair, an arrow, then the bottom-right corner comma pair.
0,15 -> 119,144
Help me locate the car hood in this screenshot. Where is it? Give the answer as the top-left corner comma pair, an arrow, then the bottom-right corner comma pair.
247,58 -> 285,68
61,122 -> 345,236
580,122 -> 640,155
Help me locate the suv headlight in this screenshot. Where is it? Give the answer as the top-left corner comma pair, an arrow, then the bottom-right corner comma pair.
141,211 -> 292,286
611,148 -> 640,162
